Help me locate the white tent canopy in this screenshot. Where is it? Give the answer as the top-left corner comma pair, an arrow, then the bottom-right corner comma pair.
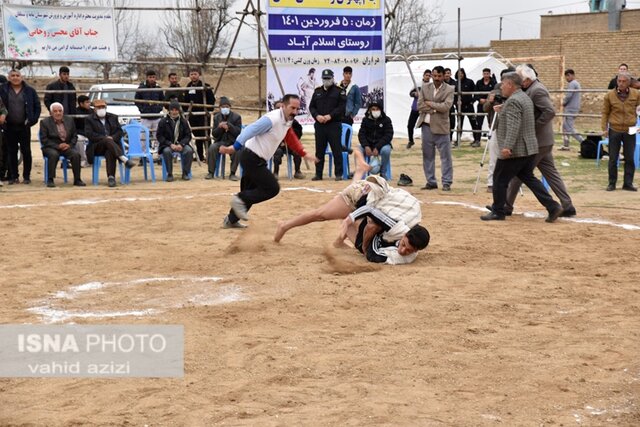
385,55 -> 508,139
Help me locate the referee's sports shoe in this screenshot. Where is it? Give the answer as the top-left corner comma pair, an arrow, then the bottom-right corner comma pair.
231,195 -> 249,221
222,215 -> 247,229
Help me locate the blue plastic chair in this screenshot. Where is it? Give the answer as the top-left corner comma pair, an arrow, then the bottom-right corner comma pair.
214,153 -> 228,178
161,152 -> 192,181
122,122 -> 155,184
326,123 -> 352,180
40,137 -> 69,184
596,138 -> 623,168
92,155 -> 124,186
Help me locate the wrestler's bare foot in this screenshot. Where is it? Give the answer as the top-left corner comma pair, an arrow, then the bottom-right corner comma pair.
274,221 -> 288,242
353,150 -> 372,182
332,237 -> 349,248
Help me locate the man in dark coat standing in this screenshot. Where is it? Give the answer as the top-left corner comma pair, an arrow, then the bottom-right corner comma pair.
183,68 -> 215,162
0,69 -> 41,184
44,66 -> 77,115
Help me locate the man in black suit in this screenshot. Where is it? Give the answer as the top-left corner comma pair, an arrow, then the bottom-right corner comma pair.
84,99 -> 135,187
39,102 -> 84,187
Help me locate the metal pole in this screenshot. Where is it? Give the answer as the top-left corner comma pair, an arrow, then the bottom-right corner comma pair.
214,0 -> 251,95
499,17 -> 503,40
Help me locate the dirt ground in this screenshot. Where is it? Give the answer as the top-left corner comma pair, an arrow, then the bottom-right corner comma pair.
1,138 -> 639,426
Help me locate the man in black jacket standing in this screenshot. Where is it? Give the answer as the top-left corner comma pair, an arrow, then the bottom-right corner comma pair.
474,68 -> 496,142
0,69 -> 41,184
309,69 -> 346,181
134,69 -> 164,149
84,99 -> 135,187
44,66 -> 77,115
183,68 -> 215,162
157,101 -> 193,181
456,68 -> 481,147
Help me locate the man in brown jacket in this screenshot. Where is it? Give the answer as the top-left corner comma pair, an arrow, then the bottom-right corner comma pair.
602,72 -> 640,191
417,65 -> 455,191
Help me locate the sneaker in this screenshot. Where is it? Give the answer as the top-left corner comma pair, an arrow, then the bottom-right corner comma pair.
46,179 -> 56,188
81,161 -> 89,168
229,174 -> 239,181
294,171 -> 305,179
442,183 -> 451,191
205,173 -> 214,180
230,195 -> 249,221
73,180 -> 86,187
222,215 -> 247,229
166,175 -> 174,182
421,183 -> 438,190
108,176 -> 116,187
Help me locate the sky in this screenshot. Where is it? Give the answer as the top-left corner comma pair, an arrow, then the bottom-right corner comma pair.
227,0 -> 640,57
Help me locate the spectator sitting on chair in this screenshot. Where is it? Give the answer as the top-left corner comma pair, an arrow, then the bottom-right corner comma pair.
84,99 -> 136,187
39,102 -> 85,187
157,101 -> 193,182
205,96 -> 242,180
358,102 -> 393,179
272,99 -> 305,179
74,95 -> 93,167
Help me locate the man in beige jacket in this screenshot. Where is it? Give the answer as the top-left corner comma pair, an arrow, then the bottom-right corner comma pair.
417,65 -> 455,191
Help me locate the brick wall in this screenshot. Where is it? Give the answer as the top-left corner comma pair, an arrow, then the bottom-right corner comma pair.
540,9 -> 640,38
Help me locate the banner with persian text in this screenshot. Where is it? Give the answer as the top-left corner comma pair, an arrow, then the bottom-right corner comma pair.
2,4 -> 118,61
266,0 -> 385,125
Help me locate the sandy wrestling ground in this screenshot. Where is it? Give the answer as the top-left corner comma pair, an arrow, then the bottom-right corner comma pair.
1,140 -> 639,426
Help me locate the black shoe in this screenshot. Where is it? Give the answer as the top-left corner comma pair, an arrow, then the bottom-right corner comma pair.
606,184 -> 615,191
124,159 -> 136,169
23,179 -> 31,185
421,183 -> 437,190
311,176 -> 322,181
442,183 -> 451,191
46,179 -> 55,188
294,171 -> 305,179
204,173 -> 214,180
8,178 -> 18,185
470,141 -> 481,148
545,206 -> 563,223
73,180 -> 86,187
406,141 -> 415,149
108,176 -> 116,187
182,174 -> 191,181
481,212 -> 505,221
335,176 -> 343,181
560,207 -> 576,217
622,185 -> 638,192
166,175 -> 174,182
485,205 -> 512,216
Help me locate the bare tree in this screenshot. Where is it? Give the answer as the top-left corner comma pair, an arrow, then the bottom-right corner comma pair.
386,0 -> 444,54
162,0 -> 234,68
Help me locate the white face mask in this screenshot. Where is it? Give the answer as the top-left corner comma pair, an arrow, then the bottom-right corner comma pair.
220,107 -> 230,116
96,108 -> 107,118
371,110 -> 381,119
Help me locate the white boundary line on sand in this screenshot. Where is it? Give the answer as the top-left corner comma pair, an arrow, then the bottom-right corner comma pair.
27,276 -> 248,324
1,188 -> 638,231
432,201 -> 640,231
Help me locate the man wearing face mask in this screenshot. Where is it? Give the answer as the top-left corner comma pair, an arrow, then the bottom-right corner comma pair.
205,96 -> 243,180
157,101 -> 193,182
309,69 -> 347,181
84,99 -> 136,187
219,94 -> 319,229
358,102 -> 393,179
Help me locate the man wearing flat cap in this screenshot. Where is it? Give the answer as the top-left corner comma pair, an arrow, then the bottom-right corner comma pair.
157,101 -> 193,181
309,68 -> 347,181
206,96 -> 243,180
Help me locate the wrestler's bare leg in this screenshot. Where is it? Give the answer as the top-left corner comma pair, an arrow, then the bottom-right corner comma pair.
274,194 -> 352,242
352,149 -> 371,182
